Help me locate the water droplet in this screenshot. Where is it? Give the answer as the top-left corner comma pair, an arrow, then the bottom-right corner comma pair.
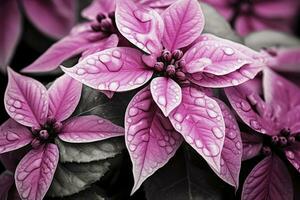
141,134 -> 149,142
122,27 -> 131,34
207,109 -> 218,118
228,131 -> 237,139
9,107 -> 16,112
127,135 -> 134,141
212,127 -> 224,139
221,158 -> 225,166
240,69 -> 253,79
207,103 -> 214,109
223,47 -> 234,56
195,98 -> 205,107
97,119 -> 104,124
112,50 -> 121,58
76,69 -> 86,75
87,58 -> 96,65
129,144 -> 137,151
240,101 -> 251,112
174,113 -> 183,122
286,151 -> 295,159
175,123 -> 182,131
250,120 -> 261,130
231,79 -> 239,86
15,114 -> 24,120
195,139 -> 203,148
98,83 -> 105,90
13,101 -> 22,108
158,96 -> 166,106
7,99 -> 14,105
235,142 -> 242,150
135,76 -> 146,84
133,9 -> 152,22
169,138 -> 175,145
6,132 -> 20,141
186,136 -> 193,144
164,136 -> 169,141
108,82 -> 119,90
207,144 -> 220,156
129,107 -> 138,117
158,140 -> 166,147
99,54 -> 111,63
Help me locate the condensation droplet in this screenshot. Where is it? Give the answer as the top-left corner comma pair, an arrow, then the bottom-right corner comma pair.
207,109 -> 218,118
186,136 -> 193,144
240,101 -> 251,112
76,69 -> 86,75
99,55 -> 111,63
129,107 -> 138,117
223,47 -> 234,56
212,127 -> 224,139
15,114 -> 24,120
195,98 -> 205,107
235,142 -> 242,150
174,113 -> 183,122
195,139 -> 203,148
13,101 -> 22,108
228,131 -> 237,139
158,96 -> 166,106
231,79 -> 239,86
129,144 -> 137,151
108,82 -> 120,91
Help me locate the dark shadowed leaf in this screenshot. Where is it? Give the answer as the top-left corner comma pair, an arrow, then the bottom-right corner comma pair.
200,3 -> 241,43
245,31 -> 300,51
55,137 -> 125,163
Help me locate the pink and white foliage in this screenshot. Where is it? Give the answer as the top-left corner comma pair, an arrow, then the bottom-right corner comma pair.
0,69 -> 124,200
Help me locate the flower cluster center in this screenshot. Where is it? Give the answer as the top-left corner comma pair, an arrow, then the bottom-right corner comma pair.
262,128 -> 300,155
153,49 -> 188,82
30,117 -> 62,148
91,12 -> 116,34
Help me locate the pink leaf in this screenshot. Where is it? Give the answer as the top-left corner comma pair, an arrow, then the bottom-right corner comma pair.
5,68 -> 49,127
225,85 -> 276,135
263,68 -> 300,116
116,0 -> 164,55
61,47 -> 153,92
0,119 -> 32,154
48,75 -> 82,122
162,0 -> 204,51
59,115 -> 124,143
168,86 -> 225,172
150,77 -> 182,117
15,144 -> 59,200
0,0 -> 21,73
241,132 -> 263,161
125,87 -> 183,194
212,99 -> 242,189
82,0 -> 116,20
242,155 -> 293,200
22,24 -> 117,73
285,143 -> 300,173
183,40 -> 252,75
22,0 -> 77,38
0,171 -> 14,200
284,106 -> 300,133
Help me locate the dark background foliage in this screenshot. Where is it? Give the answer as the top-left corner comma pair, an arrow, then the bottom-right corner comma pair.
1,2 -> 300,200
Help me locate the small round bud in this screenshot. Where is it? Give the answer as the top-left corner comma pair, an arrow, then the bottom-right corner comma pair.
176,71 -> 186,81
31,138 -> 41,149
31,127 -> 40,135
177,59 -> 186,68
172,50 -> 183,60
91,23 -> 102,32
96,13 -> 106,22
280,128 -> 291,136
166,65 -> 176,76
39,130 -> 49,140
154,62 -> 164,72
288,136 -> 296,144
162,50 -> 172,62
279,136 -> 288,146
53,122 -> 63,133
101,19 -> 112,32
271,135 -> 279,144
262,146 -> 271,156
108,12 -> 115,19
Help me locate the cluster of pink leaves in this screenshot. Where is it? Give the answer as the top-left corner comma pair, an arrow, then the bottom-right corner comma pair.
1,0 -> 300,200
0,0 -> 77,73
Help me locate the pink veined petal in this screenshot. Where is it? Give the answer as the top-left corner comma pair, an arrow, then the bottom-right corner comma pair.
169,86 -> 225,172
241,132 -> 263,161
150,77 -> 182,117
15,144 -> 59,200
82,0 -> 116,20
80,34 -> 119,60
136,0 -> 176,8
0,119 -> 32,154
284,106 -> 300,133
162,0 -> 204,51
183,40 -> 253,75
263,68 -> 300,118
22,0 -> 77,39
48,75 -> 82,122
212,99 -> 242,190
225,85 -> 276,135
285,142 -> 300,172
0,0 -> 22,73
242,155 -> 293,200
59,115 -> 124,143
115,0 -> 164,55
61,47 -> 153,92
0,171 -> 14,200
22,23 -> 117,73
125,87 -> 183,194
267,48 -> 300,73
5,68 -> 49,128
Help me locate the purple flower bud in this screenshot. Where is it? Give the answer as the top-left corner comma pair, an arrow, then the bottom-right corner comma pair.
53,122 -> 63,133
271,135 -> 279,144
47,116 -> 56,125
166,65 -> 176,76
31,138 -> 41,149
91,23 -> 102,32
287,136 -> 296,144
262,146 -> 271,156
39,130 -> 49,140
177,59 -> 186,68
280,128 -> 291,136
176,71 -> 186,81
31,127 -> 40,135
101,19 -> 112,32
279,136 -> 287,146
154,62 -> 164,72
108,12 -> 115,20
96,13 -> 106,22
172,50 -> 183,60
162,50 -> 172,62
